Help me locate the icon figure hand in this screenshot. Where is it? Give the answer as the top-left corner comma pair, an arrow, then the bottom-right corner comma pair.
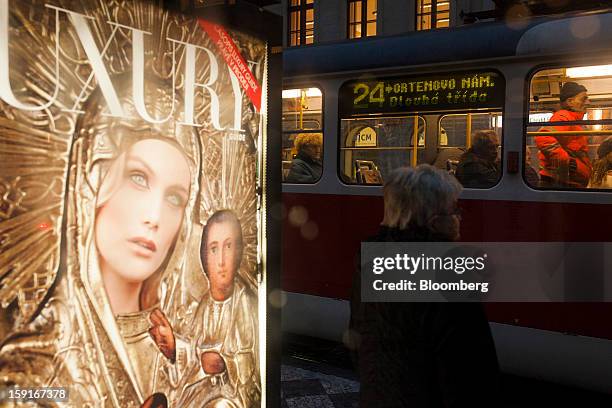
201,351 -> 226,375
140,393 -> 168,408
149,308 -> 176,363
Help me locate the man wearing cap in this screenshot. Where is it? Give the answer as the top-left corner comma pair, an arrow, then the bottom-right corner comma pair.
536,81 -> 592,188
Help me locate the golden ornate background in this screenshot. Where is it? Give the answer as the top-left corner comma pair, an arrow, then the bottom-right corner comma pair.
0,1 -> 266,406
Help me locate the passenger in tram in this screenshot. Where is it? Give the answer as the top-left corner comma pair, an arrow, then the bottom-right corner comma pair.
535,82 -> 592,188
588,137 -> 612,188
454,129 -> 501,188
285,133 -> 323,183
349,165 -> 499,408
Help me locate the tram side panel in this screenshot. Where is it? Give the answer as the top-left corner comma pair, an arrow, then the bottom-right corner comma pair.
282,192 -> 383,299
282,192 -> 612,340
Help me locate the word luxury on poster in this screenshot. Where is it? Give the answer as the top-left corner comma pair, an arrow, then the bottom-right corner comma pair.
0,1 -> 268,407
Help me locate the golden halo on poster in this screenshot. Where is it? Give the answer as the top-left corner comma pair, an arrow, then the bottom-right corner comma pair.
0,1 -> 266,407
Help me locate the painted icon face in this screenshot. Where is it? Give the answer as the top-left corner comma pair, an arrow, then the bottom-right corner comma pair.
206,221 -> 241,299
95,139 -> 191,285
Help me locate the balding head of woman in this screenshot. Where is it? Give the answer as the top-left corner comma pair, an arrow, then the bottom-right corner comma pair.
382,165 -> 462,240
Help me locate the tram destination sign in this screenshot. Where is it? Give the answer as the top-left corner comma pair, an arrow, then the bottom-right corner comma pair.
339,71 -> 505,116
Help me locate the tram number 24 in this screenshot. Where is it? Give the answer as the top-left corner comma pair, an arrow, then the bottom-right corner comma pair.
354,82 -> 385,106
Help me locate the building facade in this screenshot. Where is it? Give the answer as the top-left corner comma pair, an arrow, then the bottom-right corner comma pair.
281,0 -> 495,47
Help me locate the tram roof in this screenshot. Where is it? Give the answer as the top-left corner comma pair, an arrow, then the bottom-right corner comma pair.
283,12 -> 612,77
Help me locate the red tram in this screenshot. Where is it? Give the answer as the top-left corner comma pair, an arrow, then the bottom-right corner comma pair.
280,13 -> 612,393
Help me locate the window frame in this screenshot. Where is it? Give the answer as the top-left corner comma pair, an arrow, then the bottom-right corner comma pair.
347,0 -> 377,40
338,114 -> 427,185
525,64 -> 612,192
288,0 -> 314,47
282,85 -> 325,184
438,111 -> 503,148
415,0 -> 450,31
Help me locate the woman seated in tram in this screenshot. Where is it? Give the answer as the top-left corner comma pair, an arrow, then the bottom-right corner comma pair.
454,129 -> 501,188
285,133 -> 323,183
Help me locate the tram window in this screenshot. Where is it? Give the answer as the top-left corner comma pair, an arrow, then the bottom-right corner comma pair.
438,112 -> 503,188
338,70 -> 506,186
282,87 -> 324,183
527,65 -> 612,190
339,116 -> 426,185
439,113 -> 502,147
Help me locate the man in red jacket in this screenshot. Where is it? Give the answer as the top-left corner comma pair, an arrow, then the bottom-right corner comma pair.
536,82 -> 592,188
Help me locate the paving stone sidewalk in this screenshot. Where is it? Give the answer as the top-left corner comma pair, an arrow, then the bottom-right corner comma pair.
281,357 -> 359,408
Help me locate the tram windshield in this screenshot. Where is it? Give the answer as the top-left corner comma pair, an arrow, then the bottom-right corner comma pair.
527,65 -> 612,190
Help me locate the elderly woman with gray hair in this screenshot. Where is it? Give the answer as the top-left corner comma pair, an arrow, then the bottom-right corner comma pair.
349,164 -> 499,407
455,129 -> 501,189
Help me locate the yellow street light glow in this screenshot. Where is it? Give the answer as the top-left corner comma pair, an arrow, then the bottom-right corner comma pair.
566,64 -> 612,78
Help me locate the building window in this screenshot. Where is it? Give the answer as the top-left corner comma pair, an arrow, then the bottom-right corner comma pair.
282,87 -> 324,183
288,0 -> 314,46
348,0 -> 377,39
416,0 -> 450,30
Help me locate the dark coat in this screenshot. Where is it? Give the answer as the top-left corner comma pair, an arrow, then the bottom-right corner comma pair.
285,152 -> 323,183
455,151 -> 500,188
349,226 -> 499,408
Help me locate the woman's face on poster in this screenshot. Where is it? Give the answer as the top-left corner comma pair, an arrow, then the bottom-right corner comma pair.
95,139 -> 191,284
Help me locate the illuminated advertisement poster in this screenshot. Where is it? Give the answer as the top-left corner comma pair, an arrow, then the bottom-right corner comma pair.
0,1 -> 269,407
